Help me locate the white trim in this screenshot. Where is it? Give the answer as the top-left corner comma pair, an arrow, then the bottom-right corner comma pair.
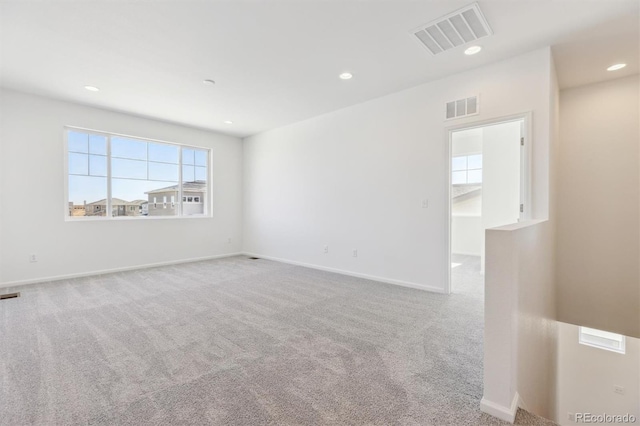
0,252 -> 243,289
243,252 -> 447,294
480,392 -> 520,424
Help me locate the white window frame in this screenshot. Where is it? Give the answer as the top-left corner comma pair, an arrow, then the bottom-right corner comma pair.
579,326 -> 626,354
452,154 -> 483,185
64,126 -> 212,221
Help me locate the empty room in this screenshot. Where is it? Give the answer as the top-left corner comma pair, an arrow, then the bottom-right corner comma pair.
1,1 -> 638,425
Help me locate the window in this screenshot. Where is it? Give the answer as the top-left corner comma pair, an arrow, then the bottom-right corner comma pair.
66,128 -> 210,219
452,154 -> 482,184
579,326 -> 626,354
194,196 -> 200,203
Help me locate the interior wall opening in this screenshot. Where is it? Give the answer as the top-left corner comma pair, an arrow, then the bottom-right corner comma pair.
449,117 -> 526,293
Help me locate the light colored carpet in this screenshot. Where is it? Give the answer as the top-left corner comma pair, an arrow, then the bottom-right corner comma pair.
0,255 -> 553,425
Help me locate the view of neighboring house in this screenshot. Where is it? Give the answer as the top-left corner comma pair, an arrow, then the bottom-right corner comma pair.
81,198 -> 148,217
145,181 -> 206,216
68,202 -> 86,217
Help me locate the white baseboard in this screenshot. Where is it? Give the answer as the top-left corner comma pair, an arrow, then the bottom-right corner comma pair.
480,392 -> 520,424
0,252 -> 244,289
243,252 -> 447,294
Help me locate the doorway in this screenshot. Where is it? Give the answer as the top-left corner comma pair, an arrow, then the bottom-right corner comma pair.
447,116 -> 528,293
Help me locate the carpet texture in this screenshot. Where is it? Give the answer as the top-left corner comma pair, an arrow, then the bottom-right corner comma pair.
0,255 -> 552,425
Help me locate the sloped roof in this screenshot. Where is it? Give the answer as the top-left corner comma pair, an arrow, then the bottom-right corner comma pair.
452,185 -> 481,199
145,181 -> 207,195
86,198 -> 129,206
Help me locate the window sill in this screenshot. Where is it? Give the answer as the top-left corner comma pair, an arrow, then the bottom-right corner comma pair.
65,215 -> 212,222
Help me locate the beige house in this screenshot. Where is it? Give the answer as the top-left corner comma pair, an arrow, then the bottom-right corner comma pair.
145,181 -> 206,216
68,202 -> 86,217
84,198 -> 148,217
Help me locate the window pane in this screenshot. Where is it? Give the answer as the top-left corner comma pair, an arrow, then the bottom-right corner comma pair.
111,137 -> 147,160
195,166 -> 207,181
149,143 -> 178,164
68,131 -> 88,153
112,179 -> 177,217
112,158 -> 147,179
452,171 -> 466,184
579,326 -> 626,354
452,156 -> 466,171
468,154 -> 482,169
89,135 -> 107,155
182,165 -> 195,182
89,155 -> 107,177
182,148 -> 195,165
68,175 -> 107,217
194,150 -> 207,166
69,153 -> 88,175
149,162 -> 178,181
467,170 -> 482,183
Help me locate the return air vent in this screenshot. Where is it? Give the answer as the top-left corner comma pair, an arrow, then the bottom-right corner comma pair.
412,3 -> 493,55
0,292 -> 20,300
446,96 -> 479,120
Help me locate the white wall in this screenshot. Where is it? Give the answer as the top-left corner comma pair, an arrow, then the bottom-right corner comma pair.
482,55 -> 559,423
451,214 -> 482,256
556,322 -> 639,425
243,48 -> 554,293
483,220 -> 558,422
0,89 -> 243,285
557,75 -> 640,338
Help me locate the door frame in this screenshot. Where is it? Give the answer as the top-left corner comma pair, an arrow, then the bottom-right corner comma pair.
444,112 -> 532,294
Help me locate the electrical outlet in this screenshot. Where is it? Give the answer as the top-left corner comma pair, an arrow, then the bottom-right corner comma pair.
352,249 -> 358,258
324,245 -> 329,254
422,199 -> 429,208
614,385 -> 625,395
29,254 -> 37,263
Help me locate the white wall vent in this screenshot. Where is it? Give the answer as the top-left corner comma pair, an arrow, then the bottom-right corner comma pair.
446,95 -> 479,120
412,3 -> 493,56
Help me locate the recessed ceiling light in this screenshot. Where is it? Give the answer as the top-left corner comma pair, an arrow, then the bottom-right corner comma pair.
84,85 -> 100,92
464,46 -> 482,55
203,79 -> 216,85
223,120 -> 233,125
607,63 -> 626,71
339,72 -> 353,80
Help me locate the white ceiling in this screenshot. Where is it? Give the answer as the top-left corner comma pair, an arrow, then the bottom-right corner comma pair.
1,1 -> 638,138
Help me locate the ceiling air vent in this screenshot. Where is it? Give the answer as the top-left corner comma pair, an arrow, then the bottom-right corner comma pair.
446,96 -> 479,120
412,3 -> 493,55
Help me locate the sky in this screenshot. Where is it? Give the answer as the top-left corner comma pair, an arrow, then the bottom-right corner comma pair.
68,131 -> 207,205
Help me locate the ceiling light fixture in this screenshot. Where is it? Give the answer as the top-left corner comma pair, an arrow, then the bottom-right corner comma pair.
223,120 -> 233,124
607,63 -> 626,71
339,72 -> 353,80
464,46 -> 482,55
84,85 -> 100,92
203,79 -> 216,85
